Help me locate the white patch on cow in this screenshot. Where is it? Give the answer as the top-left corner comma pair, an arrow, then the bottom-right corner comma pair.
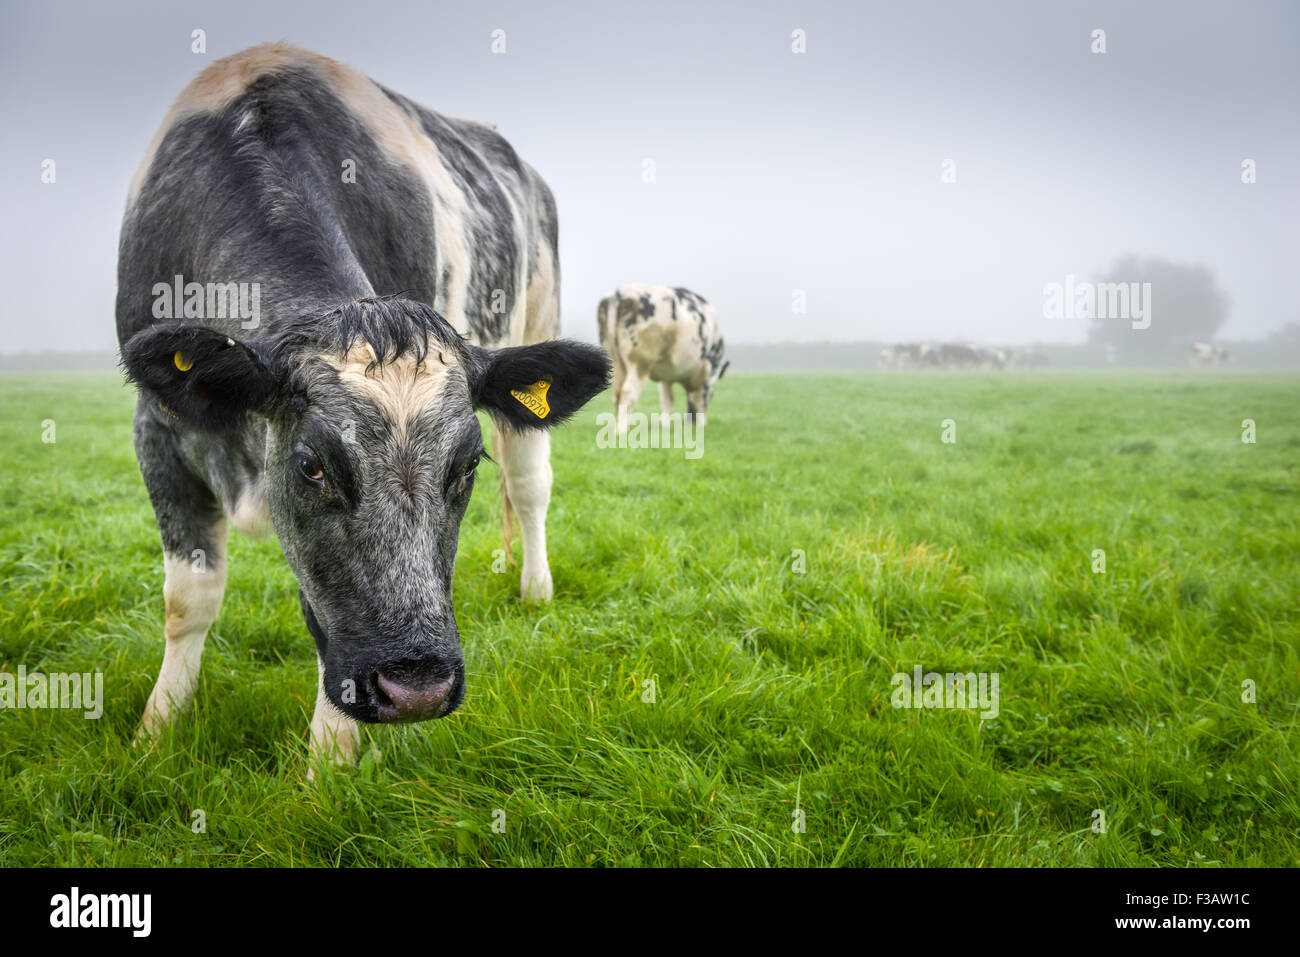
1189,341 -> 1229,367
137,528 -> 228,740
494,426 -> 553,600
228,482 -> 273,539
308,655 -> 360,774
325,345 -> 459,437
520,239 -> 557,346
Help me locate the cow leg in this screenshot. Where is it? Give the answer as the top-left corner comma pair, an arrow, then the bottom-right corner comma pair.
658,380 -> 675,428
308,654 -> 360,772
134,419 -> 229,742
616,370 -> 647,435
496,426 -> 554,600
138,537 -> 228,739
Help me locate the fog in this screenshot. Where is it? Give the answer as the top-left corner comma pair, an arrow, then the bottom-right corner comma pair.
2,0 -> 1296,355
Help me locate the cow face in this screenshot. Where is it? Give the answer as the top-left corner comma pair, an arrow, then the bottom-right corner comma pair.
122,305 -> 610,724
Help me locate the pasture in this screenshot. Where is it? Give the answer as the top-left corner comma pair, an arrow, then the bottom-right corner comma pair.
0,370 -> 1296,866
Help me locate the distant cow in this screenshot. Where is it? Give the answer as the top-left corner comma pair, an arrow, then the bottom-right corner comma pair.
116,45 -> 609,767
883,342 -> 1045,371
937,343 -> 982,369
1189,342 -> 1230,367
598,284 -> 728,431
881,343 -> 941,370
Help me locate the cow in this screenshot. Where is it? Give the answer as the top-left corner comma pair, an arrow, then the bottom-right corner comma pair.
597,284 -> 728,432
1189,342 -> 1230,367
115,44 -> 609,768
916,343 -> 942,368
881,343 -> 941,370
937,342 -> 983,369
881,344 -> 916,369
974,346 -> 1008,370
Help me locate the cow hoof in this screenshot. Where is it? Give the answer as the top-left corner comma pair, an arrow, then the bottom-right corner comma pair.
520,569 -> 553,601
307,754 -> 360,783
133,708 -> 169,747
307,742 -> 361,781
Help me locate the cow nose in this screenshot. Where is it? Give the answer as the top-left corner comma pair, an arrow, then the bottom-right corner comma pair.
374,671 -> 458,722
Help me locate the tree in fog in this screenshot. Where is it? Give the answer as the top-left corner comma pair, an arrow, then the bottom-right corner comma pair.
1265,321 -> 1300,347
1087,255 -> 1229,363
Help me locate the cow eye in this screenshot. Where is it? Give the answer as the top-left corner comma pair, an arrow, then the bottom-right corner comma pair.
297,454 -> 325,484
450,452 -> 481,495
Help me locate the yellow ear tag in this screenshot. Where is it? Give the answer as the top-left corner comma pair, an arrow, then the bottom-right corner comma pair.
173,351 -> 194,372
510,380 -> 551,419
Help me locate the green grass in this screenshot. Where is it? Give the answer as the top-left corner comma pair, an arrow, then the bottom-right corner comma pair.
0,369 -> 1297,867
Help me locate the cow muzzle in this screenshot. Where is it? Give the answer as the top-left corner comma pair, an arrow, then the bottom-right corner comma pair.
373,669 -> 460,722
353,654 -> 465,723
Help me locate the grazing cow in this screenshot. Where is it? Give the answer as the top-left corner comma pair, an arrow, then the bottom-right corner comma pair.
597,284 -> 728,432
881,343 -> 916,369
116,44 -> 609,766
1189,342 -> 1230,367
937,342 -> 982,369
882,343 -> 941,370
916,343 -> 942,368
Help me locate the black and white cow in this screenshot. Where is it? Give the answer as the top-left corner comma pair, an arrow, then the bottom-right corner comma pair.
116,44 -> 609,766
1189,342 -> 1230,367
937,342 -> 983,369
880,343 -> 938,370
596,284 -> 727,432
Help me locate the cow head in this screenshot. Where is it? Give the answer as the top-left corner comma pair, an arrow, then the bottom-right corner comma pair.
702,355 -> 729,411
122,299 -> 610,724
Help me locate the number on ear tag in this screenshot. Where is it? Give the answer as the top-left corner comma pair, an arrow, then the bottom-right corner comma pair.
510,380 -> 551,419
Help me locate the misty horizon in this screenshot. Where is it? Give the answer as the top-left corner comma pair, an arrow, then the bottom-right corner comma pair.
3,0 -> 1297,354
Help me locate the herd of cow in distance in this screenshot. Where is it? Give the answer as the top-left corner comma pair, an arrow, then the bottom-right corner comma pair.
879,342 -> 1049,370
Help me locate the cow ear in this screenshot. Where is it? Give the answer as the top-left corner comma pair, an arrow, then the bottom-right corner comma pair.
120,322 -> 278,430
718,360 -> 731,380
468,340 -> 611,430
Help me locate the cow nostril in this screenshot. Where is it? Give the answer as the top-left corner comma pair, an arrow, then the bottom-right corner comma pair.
369,671 -> 392,710
373,670 -> 458,723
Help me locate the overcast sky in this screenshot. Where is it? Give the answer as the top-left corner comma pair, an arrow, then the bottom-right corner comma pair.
2,0 -> 1297,350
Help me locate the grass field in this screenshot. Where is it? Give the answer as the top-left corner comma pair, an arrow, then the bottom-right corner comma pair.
0,369 -> 1297,867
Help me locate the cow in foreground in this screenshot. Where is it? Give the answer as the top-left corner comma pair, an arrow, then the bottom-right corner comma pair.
116,44 -> 609,766
597,284 -> 728,433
